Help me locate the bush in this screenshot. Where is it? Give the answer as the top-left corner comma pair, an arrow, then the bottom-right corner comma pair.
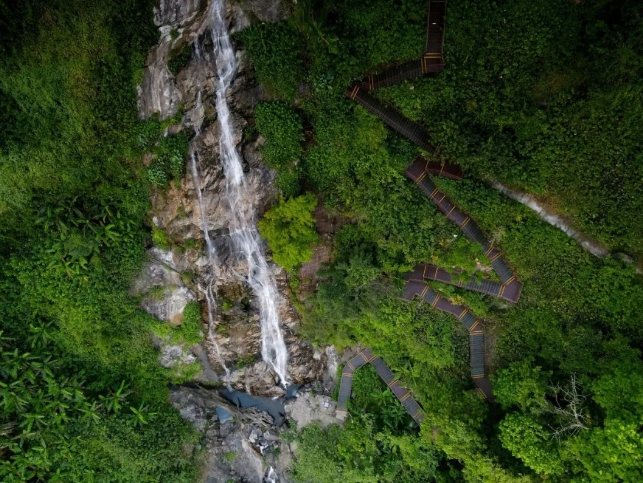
239,22 -> 302,99
167,43 -> 192,76
255,102 -> 304,168
152,227 -> 171,250
179,301 -> 203,345
255,102 -> 304,197
258,194 -> 319,271
146,132 -> 189,186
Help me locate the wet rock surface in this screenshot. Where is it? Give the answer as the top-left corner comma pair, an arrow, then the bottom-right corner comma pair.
137,1 -> 336,481
170,384 -> 344,483
141,286 -> 197,324
137,0 -> 324,395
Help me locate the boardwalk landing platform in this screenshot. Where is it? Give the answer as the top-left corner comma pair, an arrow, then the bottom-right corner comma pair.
336,349 -> 425,424
360,55 -> 444,92
406,264 -> 523,303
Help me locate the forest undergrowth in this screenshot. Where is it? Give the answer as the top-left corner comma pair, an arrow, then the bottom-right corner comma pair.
244,1 -> 643,481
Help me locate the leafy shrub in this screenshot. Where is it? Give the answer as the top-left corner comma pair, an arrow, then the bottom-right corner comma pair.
258,194 -> 319,271
499,414 -> 565,476
152,227 -> 171,250
180,271 -> 193,284
255,102 -> 304,167
168,43 -> 192,76
178,301 -> 203,345
146,132 -> 188,186
239,22 -> 302,99
255,102 -> 304,197
492,359 -> 550,412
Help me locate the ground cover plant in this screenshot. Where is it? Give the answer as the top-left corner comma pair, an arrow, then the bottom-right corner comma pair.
0,0 -> 198,480
246,0 -> 643,481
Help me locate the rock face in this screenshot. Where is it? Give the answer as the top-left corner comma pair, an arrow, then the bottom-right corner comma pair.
239,0 -> 288,23
136,1 -> 338,479
286,390 -> 339,430
132,249 -> 197,325
170,384 -> 344,483
137,0 -> 326,396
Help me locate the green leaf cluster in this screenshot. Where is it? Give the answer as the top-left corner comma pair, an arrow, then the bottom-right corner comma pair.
258,194 -> 319,271
239,22 -> 302,99
255,102 -> 304,197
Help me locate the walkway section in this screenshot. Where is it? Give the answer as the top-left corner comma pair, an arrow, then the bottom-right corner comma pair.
401,281 -> 495,401
346,85 -> 437,154
359,56 -> 439,92
425,0 -> 446,67
416,156 -> 463,180
336,348 -> 425,424
358,0 -> 447,92
406,158 -> 521,286
407,264 -> 522,303
342,0 -> 517,405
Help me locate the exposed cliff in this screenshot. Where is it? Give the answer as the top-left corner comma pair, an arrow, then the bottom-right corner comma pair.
136,0 -> 331,403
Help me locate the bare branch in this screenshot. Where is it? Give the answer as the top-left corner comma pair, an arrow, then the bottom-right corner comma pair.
548,373 -> 589,440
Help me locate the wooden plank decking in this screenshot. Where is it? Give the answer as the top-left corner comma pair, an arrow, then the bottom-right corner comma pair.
336,349 -> 425,424
346,85 -> 437,153
401,281 -> 495,401
425,0 -> 446,65
406,263 -> 522,303
405,158 -> 522,287
338,0 -> 527,408
358,0 -> 447,92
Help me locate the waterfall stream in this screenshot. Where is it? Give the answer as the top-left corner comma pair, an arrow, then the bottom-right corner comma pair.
189,87 -> 231,385
205,0 -> 289,385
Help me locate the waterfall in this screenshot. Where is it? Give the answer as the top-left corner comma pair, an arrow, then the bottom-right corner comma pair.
207,0 -> 289,385
189,60 -> 231,385
265,467 -> 279,483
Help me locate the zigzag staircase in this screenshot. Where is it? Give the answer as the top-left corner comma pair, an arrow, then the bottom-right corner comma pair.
337,0 -> 523,420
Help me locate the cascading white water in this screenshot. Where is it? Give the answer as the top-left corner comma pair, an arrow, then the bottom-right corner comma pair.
208,0 -> 289,385
265,467 -> 279,483
204,281 -> 231,384
189,59 -> 231,385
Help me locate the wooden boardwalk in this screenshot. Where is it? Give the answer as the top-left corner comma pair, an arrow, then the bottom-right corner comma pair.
406,264 -> 522,303
415,156 -> 463,180
338,0 -> 524,414
401,281 -> 495,400
405,158 -> 522,286
358,0 -> 446,92
336,348 -> 425,424
425,0 -> 446,65
346,85 -> 437,154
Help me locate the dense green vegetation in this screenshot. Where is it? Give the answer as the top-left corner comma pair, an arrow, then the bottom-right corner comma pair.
291,366 -> 449,483
254,101 -> 304,197
258,194 -> 319,271
2,0 -> 642,480
245,0 -> 643,481
0,0 -> 198,480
